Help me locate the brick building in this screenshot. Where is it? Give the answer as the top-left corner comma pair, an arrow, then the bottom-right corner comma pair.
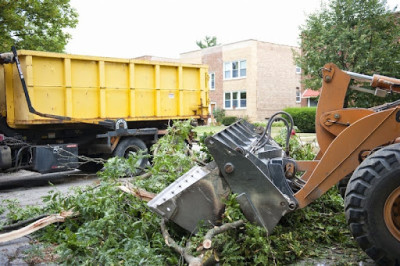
180,39 -> 302,122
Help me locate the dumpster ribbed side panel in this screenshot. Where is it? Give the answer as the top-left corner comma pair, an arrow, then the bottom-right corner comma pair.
0,65 -> 5,117
5,50 -> 209,128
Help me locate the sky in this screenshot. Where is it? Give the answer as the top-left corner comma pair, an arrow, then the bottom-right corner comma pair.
65,0 -> 400,59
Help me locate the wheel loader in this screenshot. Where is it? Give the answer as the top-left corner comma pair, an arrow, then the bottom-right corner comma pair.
148,63 -> 400,264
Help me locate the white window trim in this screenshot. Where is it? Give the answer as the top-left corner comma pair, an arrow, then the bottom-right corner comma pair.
223,60 -> 247,80
209,72 -> 215,90
224,91 -> 247,110
295,66 -> 301,74
296,88 -> 301,103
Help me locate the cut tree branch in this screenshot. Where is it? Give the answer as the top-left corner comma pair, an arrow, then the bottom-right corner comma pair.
160,219 -> 203,266
0,210 -> 77,244
202,220 -> 244,249
0,214 -> 48,232
160,218 -> 246,265
118,182 -> 156,202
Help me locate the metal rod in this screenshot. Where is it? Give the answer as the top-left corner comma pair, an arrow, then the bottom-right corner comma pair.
344,71 -> 373,82
349,85 -> 374,94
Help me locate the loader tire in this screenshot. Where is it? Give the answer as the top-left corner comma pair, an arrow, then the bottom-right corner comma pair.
337,174 -> 351,198
113,137 -> 148,175
344,143 -> 400,265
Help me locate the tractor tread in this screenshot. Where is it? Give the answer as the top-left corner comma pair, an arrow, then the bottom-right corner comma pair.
345,143 -> 400,264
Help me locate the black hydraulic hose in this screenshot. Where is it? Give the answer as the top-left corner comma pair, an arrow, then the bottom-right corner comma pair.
11,46 -> 71,121
270,117 -> 291,155
15,145 -> 30,168
254,111 -> 294,155
258,117 -> 291,155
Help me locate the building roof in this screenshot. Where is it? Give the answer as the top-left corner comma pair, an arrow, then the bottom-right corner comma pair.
302,89 -> 320,98
180,39 -> 300,56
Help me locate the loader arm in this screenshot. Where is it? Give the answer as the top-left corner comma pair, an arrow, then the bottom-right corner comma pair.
295,63 -> 400,208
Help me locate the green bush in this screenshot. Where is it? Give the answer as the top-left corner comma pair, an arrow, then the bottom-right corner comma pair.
283,107 -> 316,133
213,108 -> 225,124
221,116 -> 237,126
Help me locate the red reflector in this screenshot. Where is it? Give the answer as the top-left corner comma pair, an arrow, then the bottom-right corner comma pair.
0,134 -> 4,141
66,144 -> 77,148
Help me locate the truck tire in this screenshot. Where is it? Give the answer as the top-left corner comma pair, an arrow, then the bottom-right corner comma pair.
113,137 -> 148,175
344,143 -> 400,265
78,161 -> 104,173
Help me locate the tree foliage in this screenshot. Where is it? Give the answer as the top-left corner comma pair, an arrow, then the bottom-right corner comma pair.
0,121 -> 368,264
0,0 -> 78,52
296,0 -> 400,107
196,36 -> 218,49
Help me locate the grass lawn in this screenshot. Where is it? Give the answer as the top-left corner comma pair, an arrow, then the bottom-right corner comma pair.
193,125 -> 226,137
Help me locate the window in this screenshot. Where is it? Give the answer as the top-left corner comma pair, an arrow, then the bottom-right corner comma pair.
296,87 -> 301,103
224,63 -> 231,79
209,72 -> 215,90
224,60 -> 246,80
240,61 -> 246,76
308,98 -> 318,107
295,66 -> 301,74
224,91 -> 247,109
240,92 -> 247,107
224,92 -> 231,108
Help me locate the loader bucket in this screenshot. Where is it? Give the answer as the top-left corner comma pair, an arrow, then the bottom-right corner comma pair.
148,120 -> 298,233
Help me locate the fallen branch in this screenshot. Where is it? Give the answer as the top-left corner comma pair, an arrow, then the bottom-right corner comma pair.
202,220 -> 244,249
160,219 -> 202,266
0,214 -> 48,232
0,210 -> 77,244
124,171 -> 152,182
136,171 -> 152,179
160,218 -> 246,265
118,182 -> 156,202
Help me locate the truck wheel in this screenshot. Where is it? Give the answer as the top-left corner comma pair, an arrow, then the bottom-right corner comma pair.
113,137 -> 148,175
78,161 -> 104,173
344,143 -> 400,264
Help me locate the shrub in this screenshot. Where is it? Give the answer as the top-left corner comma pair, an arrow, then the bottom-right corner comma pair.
283,107 -> 316,133
221,116 -> 237,126
213,108 -> 225,124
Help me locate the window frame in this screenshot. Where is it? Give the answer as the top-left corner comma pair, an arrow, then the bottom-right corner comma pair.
224,91 -> 247,109
209,72 -> 215,90
223,60 -> 247,80
296,87 -> 301,103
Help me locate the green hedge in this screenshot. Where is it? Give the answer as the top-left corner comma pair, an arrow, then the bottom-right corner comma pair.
221,116 -> 237,126
283,107 -> 316,133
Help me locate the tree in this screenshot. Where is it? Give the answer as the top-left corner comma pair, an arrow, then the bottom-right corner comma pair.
0,0 -> 78,53
296,0 -> 400,107
196,36 -> 218,49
